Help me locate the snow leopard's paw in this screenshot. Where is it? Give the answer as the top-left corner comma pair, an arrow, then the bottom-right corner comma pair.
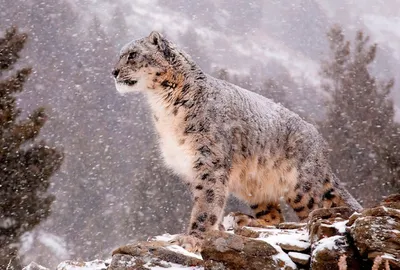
229,212 -> 254,228
169,234 -> 203,253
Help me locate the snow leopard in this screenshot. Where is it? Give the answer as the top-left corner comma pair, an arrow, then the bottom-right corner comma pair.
112,31 -> 362,251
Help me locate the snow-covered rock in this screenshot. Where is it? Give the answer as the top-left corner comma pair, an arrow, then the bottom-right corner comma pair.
23,262 -> 50,270
25,193 -> 400,270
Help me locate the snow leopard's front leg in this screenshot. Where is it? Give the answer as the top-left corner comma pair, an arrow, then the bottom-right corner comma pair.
173,143 -> 231,252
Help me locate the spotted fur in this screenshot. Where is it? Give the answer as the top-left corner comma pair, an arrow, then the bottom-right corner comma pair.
112,31 -> 362,248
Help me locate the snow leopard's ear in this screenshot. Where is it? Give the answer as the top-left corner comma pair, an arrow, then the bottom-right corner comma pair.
148,31 -> 166,51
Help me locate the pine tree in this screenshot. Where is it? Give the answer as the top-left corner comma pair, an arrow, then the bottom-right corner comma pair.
0,27 -> 64,269
320,25 -> 400,206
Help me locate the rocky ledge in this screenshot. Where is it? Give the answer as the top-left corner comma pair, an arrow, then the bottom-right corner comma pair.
25,194 -> 400,270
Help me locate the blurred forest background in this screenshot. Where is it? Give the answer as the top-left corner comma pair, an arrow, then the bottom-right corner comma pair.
0,0 -> 399,269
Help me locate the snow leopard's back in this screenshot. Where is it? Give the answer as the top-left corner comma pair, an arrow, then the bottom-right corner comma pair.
204,75 -> 362,216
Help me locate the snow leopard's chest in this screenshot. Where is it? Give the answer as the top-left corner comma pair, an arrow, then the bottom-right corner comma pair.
157,123 -> 194,180
149,97 -> 195,180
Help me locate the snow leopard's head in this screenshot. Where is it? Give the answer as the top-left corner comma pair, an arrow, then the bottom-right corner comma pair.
112,31 -> 189,94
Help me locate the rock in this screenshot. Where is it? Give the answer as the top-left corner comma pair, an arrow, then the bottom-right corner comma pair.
277,222 -> 307,230
381,193 -> 400,209
308,207 -> 353,244
310,235 -> 360,270
111,240 -> 203,269
350,203 -> 400,269
49,195 -> 400,270
201,230 -> 296,270
23,262 -> 50,270
308,207 -> 355,222
279,241 -> 310,252
287,252 -> 310,266
345,212 -> 362,226
233,227 -> 260,238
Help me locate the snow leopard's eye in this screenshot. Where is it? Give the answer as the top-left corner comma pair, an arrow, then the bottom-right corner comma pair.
128,52 -> 137,60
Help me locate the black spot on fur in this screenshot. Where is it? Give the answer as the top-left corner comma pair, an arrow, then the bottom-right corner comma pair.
209,215 -> 218,225
273,157 -> 284,169
241,145 -> 247,153
156,72 -> 161,76
294,183 -> 300,190
182,83 -> 190,94
258,156 -> 266,165
198,226 -> 206,232
173,99 -> 188,107
163,46 -> 173,59
201,173 -> 209,180
193,158 -> 204,169
217,197 -> 225,208
303,182 -> 312,193
195,185 -> 203,190
184,124 -> 196,134
197,122 -> 206,132
197,213 -> 208,223
212,159 -> 221,166
206,189 -> 215,203
255,209 -> 270,218
161,80 -> 170,88
323,188 -> 335,200
271,214 -> 277,220
293,206 -> 305,212
198,145 -> 212,157
189,230 -> 199,236
294,193 -> 303,204
172,108 -> 178,116
250,204 -> 259,209
220,177 -> 226,185
191,222 -> 198,230
208,178 -> 216,184
307,197 -> 315,209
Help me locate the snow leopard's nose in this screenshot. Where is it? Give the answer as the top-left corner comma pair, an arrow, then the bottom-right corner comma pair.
112,68 -> 120,78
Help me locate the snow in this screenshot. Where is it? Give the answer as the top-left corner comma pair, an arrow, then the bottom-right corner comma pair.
333,221 -> 348,233
322,220 -> 348,234
0,218 -> 16,229
23,262 -> 49,270
288,251 -> 310,261
152,234 -> 203,260
311,235 -> 345,257
166,245 -> 203,260
221,214 -> 236,230
387,218 -> 396,225
269,243 -> 298,270
38,232 -> 69,259
152,233 -> 178,242
56,260 -> 109,270
381,253 -> 399,262
259,231 -> 310,250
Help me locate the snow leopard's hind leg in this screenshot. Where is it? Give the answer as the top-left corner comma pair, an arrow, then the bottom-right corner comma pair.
285,172 -> 362,222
